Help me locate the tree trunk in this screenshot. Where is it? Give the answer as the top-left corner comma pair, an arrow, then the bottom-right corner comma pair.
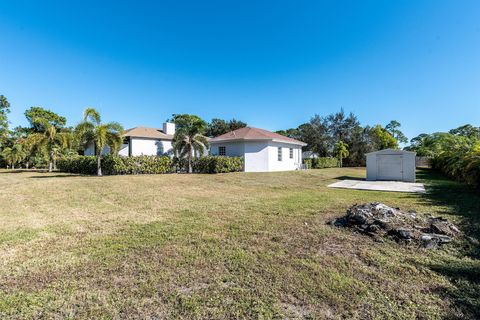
26,162 -> 29,169
188,151 -> 192,173
12,164 -> 15,170
49,150 -> 54,172
340,157 -> 343,168
97,155 -> 102,176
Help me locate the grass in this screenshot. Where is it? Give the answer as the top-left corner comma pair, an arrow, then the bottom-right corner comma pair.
0,167 -> 479,319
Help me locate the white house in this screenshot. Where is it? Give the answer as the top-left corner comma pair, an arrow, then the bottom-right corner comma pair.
366,149 -> 416,182
302,151 -> 320,159
84,122 -> 175,156
209,127 -> 307,172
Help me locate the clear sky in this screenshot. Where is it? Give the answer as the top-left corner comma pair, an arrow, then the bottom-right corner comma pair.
1,0 -> 479,141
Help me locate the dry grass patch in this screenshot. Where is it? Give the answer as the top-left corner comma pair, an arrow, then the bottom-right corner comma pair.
0,168 -> 479,319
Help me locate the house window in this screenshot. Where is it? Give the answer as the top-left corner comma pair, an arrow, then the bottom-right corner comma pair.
278,147 -> 282,161
289,148 -> 293,159
219,146 -> 226,156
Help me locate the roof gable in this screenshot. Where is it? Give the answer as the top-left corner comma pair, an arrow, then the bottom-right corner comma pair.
366,148 -> 416,155
209,127 -> 307,146
123,127 -> 173,140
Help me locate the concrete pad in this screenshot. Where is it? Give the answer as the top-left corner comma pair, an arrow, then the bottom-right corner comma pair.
327,179 -> 426,193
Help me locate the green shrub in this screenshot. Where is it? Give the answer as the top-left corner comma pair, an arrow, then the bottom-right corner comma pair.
303,158 -> 312,169
104,155 -> 173,175
193,156 -> 244,173
57,155 -> 173,175
431,147 -> 480,188
172,157 -> 188,173
57,156 -> 97,174
57,155 -> 243,175
304,157 -> 338,169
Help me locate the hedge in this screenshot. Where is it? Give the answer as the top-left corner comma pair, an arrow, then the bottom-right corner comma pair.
193,156 -> 244,173
57,156 -> 97,174
304,157 -> 339,169
57,155 -> 173,175
57,155 -> 244,175
431,152 -> 480,188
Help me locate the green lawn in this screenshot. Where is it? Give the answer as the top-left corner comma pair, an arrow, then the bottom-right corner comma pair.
0,168 -> 479,319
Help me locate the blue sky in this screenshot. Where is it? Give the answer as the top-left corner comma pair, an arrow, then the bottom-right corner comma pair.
1,0 -> 479,142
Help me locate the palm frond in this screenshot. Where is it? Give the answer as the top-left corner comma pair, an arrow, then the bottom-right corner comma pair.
84,108 -> 101,125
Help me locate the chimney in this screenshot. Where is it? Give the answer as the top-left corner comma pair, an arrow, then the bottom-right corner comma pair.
163,122 -> 176,135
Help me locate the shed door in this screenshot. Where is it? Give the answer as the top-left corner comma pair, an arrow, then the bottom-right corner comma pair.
377,155 -> 403,181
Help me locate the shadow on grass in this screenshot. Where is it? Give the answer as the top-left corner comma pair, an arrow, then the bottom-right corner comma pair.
28,174 -> 88,179
333,175 -> 365,181
416,168 -> 480,253
414,168 -> 480,318
0,169 -> 47,174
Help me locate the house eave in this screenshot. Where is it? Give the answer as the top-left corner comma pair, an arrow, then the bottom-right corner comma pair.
209,138 -> 306,147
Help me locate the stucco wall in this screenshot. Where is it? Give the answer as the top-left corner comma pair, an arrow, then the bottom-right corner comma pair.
267,142 -> 302,172
210,140 -> 302,172
84,139 -> 172,156
118,144 -> 129,156
130,138 -> 172,156
210,142 -> 245,157
84,143 -> 110,156
244,142 -> 269,172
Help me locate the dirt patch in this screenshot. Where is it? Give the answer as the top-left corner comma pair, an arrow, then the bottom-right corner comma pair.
330,203 -> 461,249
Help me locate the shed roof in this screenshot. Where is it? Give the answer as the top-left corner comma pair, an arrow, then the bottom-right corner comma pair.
123,127 -> 173,140
209,127 -> 307,146
366,148 -> 416,155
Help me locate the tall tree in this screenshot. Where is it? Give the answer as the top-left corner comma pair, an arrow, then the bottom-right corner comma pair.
206,119 -> 229,137
298,115 -> 330,156
206,118 -> 247,137
369,125 -> 398,150
227,119 -> 247,131
385,120 -> 408,144
0,95 -> 11,149
76,108 -> 124,176
449,124 -> 480,139
25,107 -> 67,132
275,128 -> 301,140
343,125 -> 372,166
334,140 -> 349,168
325,108 -> 360,145
172,114 -> 209,173
29,119 -> 74,172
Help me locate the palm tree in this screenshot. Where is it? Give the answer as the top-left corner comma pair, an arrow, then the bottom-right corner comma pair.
172,114 -> 209,173
76,108 -> 123,176
29,119 -> 73,172
334,140 -> 349,168
1,144 -> 26,169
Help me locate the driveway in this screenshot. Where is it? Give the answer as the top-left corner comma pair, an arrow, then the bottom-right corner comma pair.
327,179 -> 426,193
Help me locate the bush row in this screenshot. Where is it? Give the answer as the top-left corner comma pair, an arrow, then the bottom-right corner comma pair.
431,149 -> 480,188
304,157 -> 339,169
193,156 -> 244,173
172,156 -> 244,173
57,156 -> 98,174
57,155 -> 243,175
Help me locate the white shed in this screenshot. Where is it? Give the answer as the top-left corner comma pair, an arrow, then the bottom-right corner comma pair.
366,149 -> 416,182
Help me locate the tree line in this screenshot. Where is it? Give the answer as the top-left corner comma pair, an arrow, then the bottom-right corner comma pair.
0,94 -> 412,174
275,109 -> 403,166
405,125 -> 480,187
0,95 -> 249,175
